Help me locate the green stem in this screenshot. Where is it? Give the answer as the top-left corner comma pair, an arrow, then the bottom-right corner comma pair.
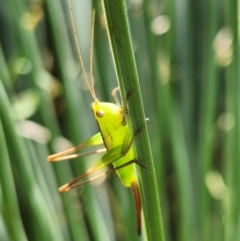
101,1 -> 165,240
225,0 -> 240,240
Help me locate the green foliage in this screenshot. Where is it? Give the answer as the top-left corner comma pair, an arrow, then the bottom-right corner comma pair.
0,0 -> 239,241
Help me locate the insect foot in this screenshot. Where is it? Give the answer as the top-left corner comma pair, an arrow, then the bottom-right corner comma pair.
122,88 -> 134,126
135,160 -> 147,169
134,126 -> 145,137
125,88 -> 134,101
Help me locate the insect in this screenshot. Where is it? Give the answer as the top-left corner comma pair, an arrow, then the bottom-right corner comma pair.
48,0 -> 146,235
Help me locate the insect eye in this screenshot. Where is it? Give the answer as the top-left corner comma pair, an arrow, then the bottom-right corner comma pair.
96,110 -> 105,118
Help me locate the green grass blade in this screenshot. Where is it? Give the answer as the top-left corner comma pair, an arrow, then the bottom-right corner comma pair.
0,81 -> 65,241
0,119 -> 27,241
102,1 -> 165,240
225,0 -> 240,240
142,1 -> 196,239
198,0 -> 218,240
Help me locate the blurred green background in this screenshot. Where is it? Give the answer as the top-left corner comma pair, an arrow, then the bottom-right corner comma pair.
0,0 -> 239,240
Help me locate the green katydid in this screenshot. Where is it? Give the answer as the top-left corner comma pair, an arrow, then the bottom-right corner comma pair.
48,0 -> 146,234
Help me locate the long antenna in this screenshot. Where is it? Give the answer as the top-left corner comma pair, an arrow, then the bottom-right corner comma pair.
90,11 -> 96,95
67,0 -> 98,103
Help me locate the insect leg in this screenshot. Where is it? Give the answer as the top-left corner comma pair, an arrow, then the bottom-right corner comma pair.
111,87 -> 120,105
122,89 -> 134,126
111,87 -> 134,125
48,148 -> 106,162
59,159 -> 146,192
48,132 -> 103,162
121,126 -> 145,156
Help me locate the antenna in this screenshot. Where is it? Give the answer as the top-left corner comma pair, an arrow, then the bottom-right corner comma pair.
67,0 -> 98,103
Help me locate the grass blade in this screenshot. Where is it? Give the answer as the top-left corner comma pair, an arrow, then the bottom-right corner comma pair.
102,1 -> 165,240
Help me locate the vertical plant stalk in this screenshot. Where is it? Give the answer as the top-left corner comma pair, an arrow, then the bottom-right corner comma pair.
225,0 -> 240,240
198,0 -> 218,240
101,0 -> 165,240
0,118 -> 28,241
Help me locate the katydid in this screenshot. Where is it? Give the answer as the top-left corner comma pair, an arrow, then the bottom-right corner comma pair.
48,0 -> 145,234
